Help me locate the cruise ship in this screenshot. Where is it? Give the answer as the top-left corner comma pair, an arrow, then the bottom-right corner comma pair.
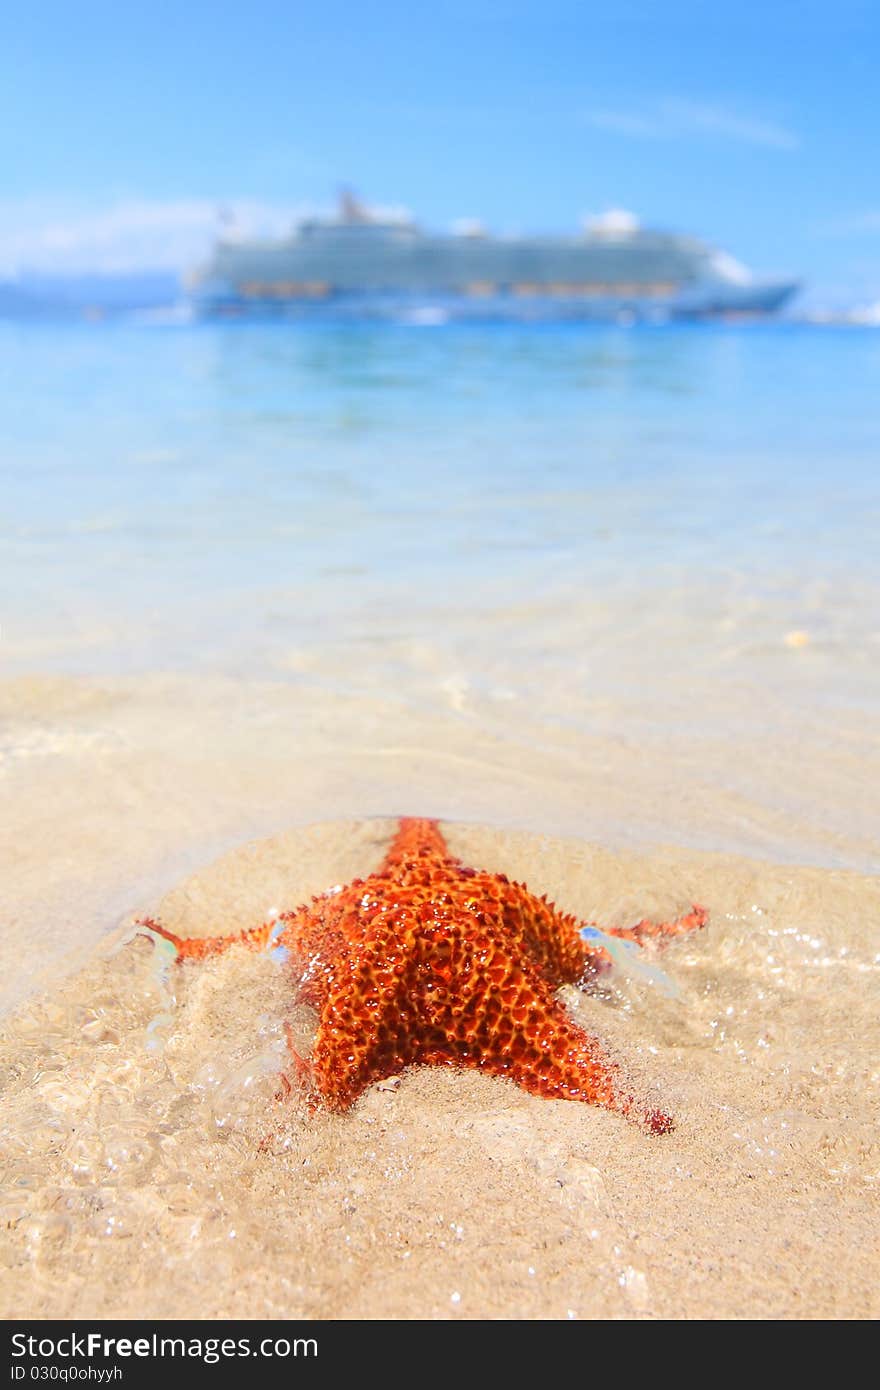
190,192 -> 799,322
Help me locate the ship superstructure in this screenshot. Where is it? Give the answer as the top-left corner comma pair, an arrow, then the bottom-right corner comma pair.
191,193 -> 798,321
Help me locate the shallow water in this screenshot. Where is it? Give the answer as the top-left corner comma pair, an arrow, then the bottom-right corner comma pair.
2,319 -> 879,683
3,322 -> 879,887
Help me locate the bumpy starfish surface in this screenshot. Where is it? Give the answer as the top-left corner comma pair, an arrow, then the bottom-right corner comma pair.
140,818 -> 706,1133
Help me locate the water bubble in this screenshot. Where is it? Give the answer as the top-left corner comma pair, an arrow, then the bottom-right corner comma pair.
102,1125 -> 160,1182
65,1130 -> 106,1184
0,1194 -> 32,1226
36,1074 -> 93,1111
87,1190 -> 141,1239
145,1012 -> 177,1053
80,1011 -> 119,1044
21,1212 -> 71,1260
580,925 -> 681,998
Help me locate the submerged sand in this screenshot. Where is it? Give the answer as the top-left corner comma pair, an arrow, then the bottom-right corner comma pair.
2,812 -> 878,1321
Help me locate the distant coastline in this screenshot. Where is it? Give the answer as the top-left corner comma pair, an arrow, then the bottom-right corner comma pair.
0,270 -> 181,320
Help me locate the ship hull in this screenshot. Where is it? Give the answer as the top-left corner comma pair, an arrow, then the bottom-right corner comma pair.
191,281 -> 798,323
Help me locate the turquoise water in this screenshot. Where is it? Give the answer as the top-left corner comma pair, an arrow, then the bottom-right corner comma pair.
2,319 -> 879,684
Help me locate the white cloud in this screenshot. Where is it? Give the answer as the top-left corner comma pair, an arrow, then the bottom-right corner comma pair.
586,98 -> 798,151
0,196 -> 310,275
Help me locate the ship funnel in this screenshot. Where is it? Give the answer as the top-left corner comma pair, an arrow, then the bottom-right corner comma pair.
338,187 -> 371,224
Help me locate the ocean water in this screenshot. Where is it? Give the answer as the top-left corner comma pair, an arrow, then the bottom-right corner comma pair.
2,318 -> 878,684
2,317 -> 879,889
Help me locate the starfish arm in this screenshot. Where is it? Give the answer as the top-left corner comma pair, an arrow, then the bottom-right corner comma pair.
136,916 -> 277,961
472,1007 -> 662,1130
414,922 -> 667,1130
605,903 -> 708,945
308,914 -> 418,1110
492,882 -> 707,983
379,817 -> 458,874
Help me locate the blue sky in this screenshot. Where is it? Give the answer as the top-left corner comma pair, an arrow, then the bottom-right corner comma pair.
3,0 -> 879,305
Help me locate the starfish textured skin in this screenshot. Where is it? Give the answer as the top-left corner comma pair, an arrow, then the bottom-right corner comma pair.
141,818 -> 706,1133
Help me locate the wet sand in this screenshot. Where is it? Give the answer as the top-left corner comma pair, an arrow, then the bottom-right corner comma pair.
2,676 -> 878,1319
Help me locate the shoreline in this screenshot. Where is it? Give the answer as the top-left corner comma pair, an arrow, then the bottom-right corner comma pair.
3,665 -> 878,1023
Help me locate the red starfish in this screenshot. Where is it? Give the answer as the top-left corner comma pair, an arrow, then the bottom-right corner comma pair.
140,818 -> 706,1134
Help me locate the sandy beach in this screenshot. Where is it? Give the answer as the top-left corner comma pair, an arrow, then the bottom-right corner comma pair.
2,666 -> 878,1321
